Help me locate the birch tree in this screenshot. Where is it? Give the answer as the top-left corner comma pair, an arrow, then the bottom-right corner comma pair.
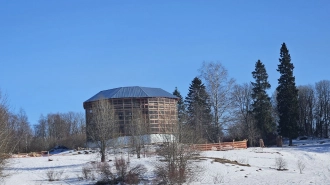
199,61 -> 235,140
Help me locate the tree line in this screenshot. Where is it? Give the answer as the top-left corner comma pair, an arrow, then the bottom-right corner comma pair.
32,112 -> 86,151
0,91 -> 86,154
174,43 -> 329,146
297,81 -> 330,138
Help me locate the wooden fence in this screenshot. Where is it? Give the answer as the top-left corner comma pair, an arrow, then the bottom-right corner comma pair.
193,140 -> 248,151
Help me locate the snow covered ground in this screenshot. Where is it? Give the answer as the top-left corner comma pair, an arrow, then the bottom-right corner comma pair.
2,139 -> 330,185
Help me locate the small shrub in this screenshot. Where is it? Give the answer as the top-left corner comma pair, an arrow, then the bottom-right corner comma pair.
125,164 -> 147,184
297,159 -> 306,174
275,157 -> 287,170
97,162 -> 114,182
114,157 -> 146,184
125,172 -> 139,184
46,169 -> 63,181
154,142 -> 201,184
115,156 -> 128,180
93,158 -> 146,185
153,164 -> 170,184
81,164 -> 95,180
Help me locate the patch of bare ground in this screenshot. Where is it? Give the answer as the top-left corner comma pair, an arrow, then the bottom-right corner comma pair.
195,157 -> 251,167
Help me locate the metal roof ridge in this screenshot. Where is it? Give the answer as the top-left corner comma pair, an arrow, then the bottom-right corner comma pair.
139,86 -> 151,97
112,87 -> 126,98
101,87 -> 120,92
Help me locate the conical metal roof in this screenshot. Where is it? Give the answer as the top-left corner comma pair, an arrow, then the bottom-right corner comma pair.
84,86 -> 178,102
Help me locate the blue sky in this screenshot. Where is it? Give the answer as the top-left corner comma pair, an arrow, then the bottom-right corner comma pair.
1,1 -> 329,126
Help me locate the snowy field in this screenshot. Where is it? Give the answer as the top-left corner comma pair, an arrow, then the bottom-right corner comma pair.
2,139 -> 330,185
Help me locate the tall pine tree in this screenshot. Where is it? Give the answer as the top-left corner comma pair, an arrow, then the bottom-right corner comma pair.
251,60 -> 275,143
185,77 -> 213,143
276,43 -> 299,146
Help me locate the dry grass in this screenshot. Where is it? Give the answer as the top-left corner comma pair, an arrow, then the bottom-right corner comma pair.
197,157 -> 250,167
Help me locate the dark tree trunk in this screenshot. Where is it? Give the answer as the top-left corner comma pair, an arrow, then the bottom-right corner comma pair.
101,141 -> 106,162
101,153 -> 105,162
289,138 -> 293,146
137,145 -> 140,159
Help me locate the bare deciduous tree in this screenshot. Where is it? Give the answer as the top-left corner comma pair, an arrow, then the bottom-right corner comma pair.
128,108 -> 149,158
62,112 -> 86,149
31,112 -> 86,152
315,80 -> 330,138
199,61 -> 235,140
297,85 -> 315,136
230,83 -> 259,146
0,90 -> 24,177
10,109 -> 33,153
86,99 -> 118,162
0,90 -> 11,177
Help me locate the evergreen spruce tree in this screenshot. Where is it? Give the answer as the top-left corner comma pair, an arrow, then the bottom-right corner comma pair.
173,87 -> 186,123
276,43 -> 299,146
185,77 -> 213,143
251,60 -> 275,143
173,87 -> 186,142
